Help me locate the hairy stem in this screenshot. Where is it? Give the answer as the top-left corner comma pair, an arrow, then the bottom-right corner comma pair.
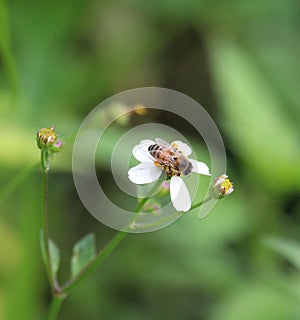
42,165 -> 58,291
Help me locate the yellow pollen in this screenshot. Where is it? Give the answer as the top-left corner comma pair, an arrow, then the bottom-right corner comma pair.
221,179 -> 233,192
38,127 -> 57,145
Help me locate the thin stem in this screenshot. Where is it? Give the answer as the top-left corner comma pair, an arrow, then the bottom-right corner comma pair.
190,196 -> 212,210
61,179 -> 163,295
61,231 -> 127,293
130,197 -> 212,231
46,176 -> 211,318
40,149 -> 63,320
42,165 -> 57,292
130,212 -> 182,231
41,149 -> 50,173
47,294 -> 66,320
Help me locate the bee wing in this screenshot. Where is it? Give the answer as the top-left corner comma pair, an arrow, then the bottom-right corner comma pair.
155,137 -> 169,146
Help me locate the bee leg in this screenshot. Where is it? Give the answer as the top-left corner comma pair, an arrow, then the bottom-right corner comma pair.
154,161 -> 163,169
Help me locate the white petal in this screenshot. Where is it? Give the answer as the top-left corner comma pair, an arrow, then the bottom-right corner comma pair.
132,140 -> 154,162
155,137 -> 169,146
170,176 -> 191,212
190,159 -> 210,175
128,162 -> 162,184
171,140 -> 192,156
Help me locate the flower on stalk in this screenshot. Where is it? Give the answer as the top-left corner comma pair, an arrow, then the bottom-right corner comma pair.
128,138 -> 210,212
37,126 -> 62,152
37,126 -> 63,172
210,174 -> 234,199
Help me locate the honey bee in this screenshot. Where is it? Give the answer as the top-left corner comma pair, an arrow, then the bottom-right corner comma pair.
148,138 -> 193,177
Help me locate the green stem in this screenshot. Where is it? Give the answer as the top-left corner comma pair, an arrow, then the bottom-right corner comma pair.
46,176 -> 210,318
130,212 -> 182,231
41,150 -> 50,173
47,294 -> 66,320
61,231 -> 127,294
40,149 -> 63,320
61,178 -> 163,295
42,168 -> 56,292
130,197 -> 212,231
190,196 -> 212,210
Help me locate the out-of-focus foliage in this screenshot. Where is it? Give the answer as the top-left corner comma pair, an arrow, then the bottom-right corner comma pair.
1,0 -> 300,319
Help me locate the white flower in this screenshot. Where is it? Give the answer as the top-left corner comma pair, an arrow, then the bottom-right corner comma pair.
128,138 -> 210,212
209,174 -> 234,199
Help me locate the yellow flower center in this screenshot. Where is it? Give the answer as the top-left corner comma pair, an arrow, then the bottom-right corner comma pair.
221,179 -> 233,194
38,127 -> 57,145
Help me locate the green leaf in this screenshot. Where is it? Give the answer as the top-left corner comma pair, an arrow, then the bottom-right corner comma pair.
71,233 -> 96,278
39,229 -> 60,277
263,236 -> 300,270
49,238 -> 60,276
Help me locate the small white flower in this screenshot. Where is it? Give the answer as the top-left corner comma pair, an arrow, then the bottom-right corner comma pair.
210,174 -> 234,199
128,138 -> 210,212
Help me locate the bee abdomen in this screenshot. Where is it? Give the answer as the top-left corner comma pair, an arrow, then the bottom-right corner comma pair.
148,144 -> 162,158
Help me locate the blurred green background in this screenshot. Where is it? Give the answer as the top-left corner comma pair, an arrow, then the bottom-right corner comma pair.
1,0 -> 300,319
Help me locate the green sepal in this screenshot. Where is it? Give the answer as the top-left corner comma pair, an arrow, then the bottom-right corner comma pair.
70,233 -> 96,278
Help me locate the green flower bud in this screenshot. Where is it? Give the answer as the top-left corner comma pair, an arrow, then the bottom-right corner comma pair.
142,200 -> 161,214
156,181 -> 170,198
37,126 -> 63,172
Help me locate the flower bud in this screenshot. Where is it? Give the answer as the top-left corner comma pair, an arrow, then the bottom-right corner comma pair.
210,174 -> 234,199
37,126 -> 57,149
37,126 -> 63,172
133,104 -> 147,116
156,181 -> 170,198
142,200 -> 161,214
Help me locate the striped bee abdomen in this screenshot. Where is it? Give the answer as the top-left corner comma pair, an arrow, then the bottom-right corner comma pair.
148,144 -> 162,157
